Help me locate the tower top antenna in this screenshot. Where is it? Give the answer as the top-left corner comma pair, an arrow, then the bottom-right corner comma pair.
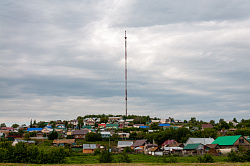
124,31 -> 128,117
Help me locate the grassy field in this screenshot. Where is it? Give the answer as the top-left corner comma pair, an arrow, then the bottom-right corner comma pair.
62,153 -> 250,165
0,152 -> 249,166
63,153 -> 229,164
0,163 -> 250,166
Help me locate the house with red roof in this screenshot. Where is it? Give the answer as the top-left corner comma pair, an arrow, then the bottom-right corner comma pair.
98,123 -> 106,129
201,124 -> 213,130
162,139 -> 178,147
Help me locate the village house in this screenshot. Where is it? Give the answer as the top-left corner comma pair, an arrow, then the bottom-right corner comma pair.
212,135 -> 250,150
201,124 -> 213,130
117,132 -> 130,139
133,124 -> 145,128
100,131 -> 111,138
53,139 -> 75,147
161,139 -> 178,147
151,119 -> 160,123
84,118 -> 95,126
0,127 -> 14,131
98,123 -> 106,129
108,116 -> 123,123
131,139 -> 149,150
160,118 -> 171,124
183,143 -> 205,155
117,141 -> 133,148
185,137 -> 214,146
158,123 -> 170,129
148,147 -> 163,156
163,146 -> 183,155
106,123 -> 118,130
73,129 -> 91,139
68,119 -> 78,126
206,144 -> 221,156
27,128 -> 43,132
82,144 -> 97,153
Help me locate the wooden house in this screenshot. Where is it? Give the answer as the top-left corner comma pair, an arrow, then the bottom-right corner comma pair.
212,135 -> 250,150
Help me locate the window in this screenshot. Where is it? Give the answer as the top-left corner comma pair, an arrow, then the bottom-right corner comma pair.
239,139 -> 244,143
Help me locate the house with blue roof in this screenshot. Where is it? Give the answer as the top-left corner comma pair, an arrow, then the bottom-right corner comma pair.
27,128 -> 43,132
158,124 -> 170,127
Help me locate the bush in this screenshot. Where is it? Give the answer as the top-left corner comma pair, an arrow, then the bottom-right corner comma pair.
99,150 -> 113,163
48,131 -> 58,140
93,148 -> 101,156
0,141 -> 69,164
197,154 -> 214,163
163,155 -> 177,163
118,152 -> 131,163
227,149 -> 247,162
123,147 -> 133,153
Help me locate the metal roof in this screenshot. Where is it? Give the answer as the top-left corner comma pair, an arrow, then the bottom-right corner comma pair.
183,143 -> 201,150
73,129 -> 90,135
159,124 -> 170,127
131,139 -> 148,147
117,141 -> 134,147
27,128 -> 43,132
212,135 -> 242,146
186,137 -> 214,145
83,144 -> 97,149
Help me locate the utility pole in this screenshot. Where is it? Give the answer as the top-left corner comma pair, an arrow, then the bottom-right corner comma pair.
125,31 -> 128,117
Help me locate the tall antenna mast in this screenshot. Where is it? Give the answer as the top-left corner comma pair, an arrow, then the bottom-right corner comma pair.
125,31 -> 128,117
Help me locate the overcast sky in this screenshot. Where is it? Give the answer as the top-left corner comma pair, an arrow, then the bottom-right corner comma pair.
1,0 -> 250,126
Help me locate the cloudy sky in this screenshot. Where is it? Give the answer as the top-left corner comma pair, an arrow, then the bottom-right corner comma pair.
1,0 -> 250,125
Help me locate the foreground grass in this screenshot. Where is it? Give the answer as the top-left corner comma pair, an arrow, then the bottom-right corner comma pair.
64,153 -> 229,164
0,153 -> 249,165
0,163 -> 250,166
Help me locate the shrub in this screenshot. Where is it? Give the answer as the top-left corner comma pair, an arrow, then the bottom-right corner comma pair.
0,141 -> 69,164
163,155 -> 177,163
118,152 -> 131,163
94,148 -> 101,156
197,154 -> 214,163
123,147 -> 133,153
99,150 -> 113,163
227,149 -> 247,162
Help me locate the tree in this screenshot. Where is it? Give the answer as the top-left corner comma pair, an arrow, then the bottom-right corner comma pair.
11,124 -> 19,128
111,133 -> 119,141
233,118 -> 238,123
219,118 -> 224,123
210,120 -> 215,125
118,152 -> 131,163
64,121 -> 68,129
1,123 -> 6,127
220,121 -> 230,129
85,132 -> 102,142
150,122 -> 160,130
37,121 -> 47,128
77,116 -> 84,129
100,118 -> 108,123
190,117 -> 196,123
48,131 -> 58,140
30,119 -> 33,128
175,127 -> 192,143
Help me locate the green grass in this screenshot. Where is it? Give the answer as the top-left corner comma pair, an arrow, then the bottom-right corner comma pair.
63,153 -> 230,164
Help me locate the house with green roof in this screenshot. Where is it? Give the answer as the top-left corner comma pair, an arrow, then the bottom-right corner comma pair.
183,143 -> 205,155
212,135 -> 249,149
106,123 -> 118,130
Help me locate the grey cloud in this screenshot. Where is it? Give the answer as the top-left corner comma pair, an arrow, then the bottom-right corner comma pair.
0,1 -> 250,124
121,0 -> 250,27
